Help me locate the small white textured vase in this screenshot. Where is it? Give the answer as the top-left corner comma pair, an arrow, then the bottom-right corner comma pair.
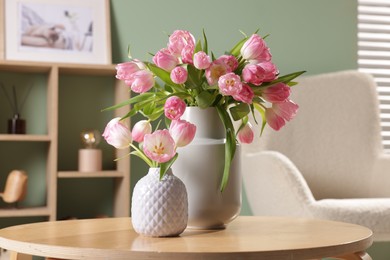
131,167 -> 188,237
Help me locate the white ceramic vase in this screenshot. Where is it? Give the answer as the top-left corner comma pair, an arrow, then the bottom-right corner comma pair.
172,107 -> 242,229
131,168 -> 188,237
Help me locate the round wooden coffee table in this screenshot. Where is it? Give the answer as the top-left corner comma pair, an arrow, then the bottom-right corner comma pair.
0,216 -> 373,259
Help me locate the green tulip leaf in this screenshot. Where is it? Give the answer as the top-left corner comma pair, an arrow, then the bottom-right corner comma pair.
102,92 -> 155,111
195,39 -> 202,54
196,91 -> 215,109
236,116 -> 249,134
261,71 -> 306,87
147,108 -> 164,121
288,81 -> 298,87
229,37 -> 248,57
216,105 -> 237,192
147,63 -> 181,89
160,153 -> 178,180
142,102 -> 155,116
203,29 -> 208,54
230,103 -> 250,121
130,143 -> 153,167
120,108 -> 138,120
187,64 -> 202,89
253,102 -> 267,136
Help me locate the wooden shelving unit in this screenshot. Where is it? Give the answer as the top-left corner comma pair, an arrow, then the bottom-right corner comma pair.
0,134 -> 51,142
0,60 -> 130,221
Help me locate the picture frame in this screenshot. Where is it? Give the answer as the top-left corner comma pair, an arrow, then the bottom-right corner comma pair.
1,0 -> 111,64
0,0 -> 5,60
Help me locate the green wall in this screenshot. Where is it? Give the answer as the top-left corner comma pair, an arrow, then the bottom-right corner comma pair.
111,0 -> 357,74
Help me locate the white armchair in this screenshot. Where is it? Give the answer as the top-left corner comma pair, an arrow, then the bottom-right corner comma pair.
242,70 -> 390,241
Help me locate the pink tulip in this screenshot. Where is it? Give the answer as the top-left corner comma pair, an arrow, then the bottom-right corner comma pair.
164,96 -> 187,120
240,34 -> 266,60
218,72 -> 243,96
240,34 -> 271,62
273,99 -> 299,121
217,55 -> 238,72
115,60 -> 146,81
205,59 -> 229,86
181,44 -> 195,64
238,122 -> 254,144
242,64 -> 266,86
168,30 -> 196,57
258,61 -> 278,82
233,84 -> 254,104
193,51 -> 211,70
265,99 -> 299,131
262,83 -> 291,103
169,119 -> 196,147
170,66 -> 188,84
265,108 -> 286,131
115,62 -> 140,81
131,120 -> 152,143
143,129 -> 176,163
250,50 -> 272,64
125,70 -> 155,93
102,118 -> 132,149
153,48 -> 179,72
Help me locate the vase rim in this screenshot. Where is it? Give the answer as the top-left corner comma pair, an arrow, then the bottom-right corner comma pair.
148,167 -> 173,175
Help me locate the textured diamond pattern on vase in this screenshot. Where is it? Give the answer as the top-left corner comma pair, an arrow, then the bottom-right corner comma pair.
131,168 -> 188,237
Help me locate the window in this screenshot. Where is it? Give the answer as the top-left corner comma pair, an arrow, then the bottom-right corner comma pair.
358,0 -> 390,150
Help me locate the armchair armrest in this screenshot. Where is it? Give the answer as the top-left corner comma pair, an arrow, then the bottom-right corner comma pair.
370,154 -> 390,197
241,150 -> 315,217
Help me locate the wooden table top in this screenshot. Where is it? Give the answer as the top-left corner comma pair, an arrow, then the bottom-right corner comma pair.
0,216 -> 373,260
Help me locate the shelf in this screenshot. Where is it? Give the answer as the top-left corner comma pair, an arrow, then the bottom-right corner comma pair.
57,171 -> 125,178
0,61 -> 52,73
0,207 -> 51,218
58,63 -> 116,76
0,60 -> 116,76
0,134 -> 51,142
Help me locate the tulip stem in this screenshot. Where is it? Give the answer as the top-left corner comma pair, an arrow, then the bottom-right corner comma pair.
130,143 -> 153,167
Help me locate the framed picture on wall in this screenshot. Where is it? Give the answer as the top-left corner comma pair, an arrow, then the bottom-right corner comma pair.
2,0 -> 111,64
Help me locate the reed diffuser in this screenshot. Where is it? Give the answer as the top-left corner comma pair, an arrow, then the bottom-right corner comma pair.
1,83 -> 33,134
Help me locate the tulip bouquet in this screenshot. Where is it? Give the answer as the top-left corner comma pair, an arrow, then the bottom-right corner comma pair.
102,116 -> 196,178
103,29 -> 304,190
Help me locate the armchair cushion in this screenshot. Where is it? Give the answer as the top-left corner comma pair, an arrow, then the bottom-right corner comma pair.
312,198 -> 390,241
